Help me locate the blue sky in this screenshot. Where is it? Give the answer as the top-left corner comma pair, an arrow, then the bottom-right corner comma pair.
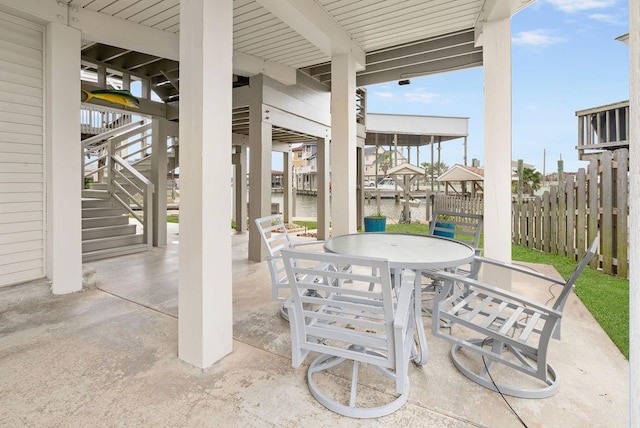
364,0 -> 629,174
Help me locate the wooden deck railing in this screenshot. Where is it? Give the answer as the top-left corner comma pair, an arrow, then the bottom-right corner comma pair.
576,100 -> 628,160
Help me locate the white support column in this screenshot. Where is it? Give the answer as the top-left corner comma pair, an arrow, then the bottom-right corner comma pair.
628,1 -> 639,423
317,136 -> 330,240
45,23 -> 82,295
357,146 -> 364,230
178,0 -> 233,368
330,53 -> 357,236
234,146 -> 248,232
122,73 -> 131,91
151,117 -> 168,247
283,151 -> 293,223
482,18 -> 512,289
248,75 -> 272,261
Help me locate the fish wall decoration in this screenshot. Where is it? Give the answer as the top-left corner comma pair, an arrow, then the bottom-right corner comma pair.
81,89 -> 140,109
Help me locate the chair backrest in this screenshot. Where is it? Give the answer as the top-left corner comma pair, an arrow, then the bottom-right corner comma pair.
255,214 -> 295,302
429,210 -> 483,249
254,214 -> 294,257
281,249 -> 403,370
553,235 -> 600,313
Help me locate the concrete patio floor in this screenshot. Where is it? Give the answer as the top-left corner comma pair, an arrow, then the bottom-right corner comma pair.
0,223 -> 629,427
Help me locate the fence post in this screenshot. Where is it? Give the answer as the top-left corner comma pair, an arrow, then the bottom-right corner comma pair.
601,151 -> 614,274
566,175 -> 575,259
616,149 -> 629,277
576,168 -> 587,260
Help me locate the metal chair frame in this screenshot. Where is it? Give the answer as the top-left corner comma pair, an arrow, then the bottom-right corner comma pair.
430,236 -> 599,398
282,249 -> 415,418
254,214 -> 324,320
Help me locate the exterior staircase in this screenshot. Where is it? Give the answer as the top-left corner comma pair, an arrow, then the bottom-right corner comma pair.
81,108 -> 156,262
81,188 -> 147,262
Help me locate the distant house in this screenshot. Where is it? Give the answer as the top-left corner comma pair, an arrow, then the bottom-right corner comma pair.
363,146 -> 408,182
293,143 -> 319,191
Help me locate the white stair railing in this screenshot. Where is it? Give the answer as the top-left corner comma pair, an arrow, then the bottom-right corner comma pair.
82,119 -> 148,186
81,104 -> 133,135
109,154 -> 155,249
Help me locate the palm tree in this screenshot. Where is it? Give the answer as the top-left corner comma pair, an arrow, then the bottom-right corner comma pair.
420,161 -> 448,180
378,152 -> 393,177
521,167 -> 542,196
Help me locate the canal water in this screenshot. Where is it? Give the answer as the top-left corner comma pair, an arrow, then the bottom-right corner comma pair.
271,194 -> 430,224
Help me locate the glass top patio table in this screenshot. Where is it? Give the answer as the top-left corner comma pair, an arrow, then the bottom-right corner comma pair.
324,232 -> 475,366
324,233 -> 475,270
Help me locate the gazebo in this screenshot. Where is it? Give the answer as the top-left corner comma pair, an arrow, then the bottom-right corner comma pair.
438,164 -> 484,197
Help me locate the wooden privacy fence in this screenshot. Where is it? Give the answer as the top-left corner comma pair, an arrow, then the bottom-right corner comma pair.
431,193 -> 483,218
512,149 -> 629,278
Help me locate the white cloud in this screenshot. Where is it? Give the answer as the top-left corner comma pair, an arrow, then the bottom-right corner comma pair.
404,90 -> 438,103
373,91 -> 395,99
588,12 -> 625,24
512,30 -> 565,47
545,0 -> 617,13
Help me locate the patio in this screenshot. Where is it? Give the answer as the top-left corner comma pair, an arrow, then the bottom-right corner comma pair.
0,223 -> 628,427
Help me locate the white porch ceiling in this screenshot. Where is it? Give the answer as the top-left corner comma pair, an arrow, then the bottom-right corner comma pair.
73,0 -> 534,86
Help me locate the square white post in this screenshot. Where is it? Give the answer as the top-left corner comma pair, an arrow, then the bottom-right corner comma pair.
178,0 -> 233,368
248,76 -> 272,262
283,151 -> 293,223
45,23 -> 82,295
317,136 -> 330,240
482,18 -> 512,289
151,117 -> 168,247
330,54 -> 358,236
629,1 -> 639,423
233,145 -> 248,232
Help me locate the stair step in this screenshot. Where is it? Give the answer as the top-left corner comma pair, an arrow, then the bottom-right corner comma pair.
82,234 -> 144,253
89,182 -> 108,190
82,198 -> 117,209
82,243 -> 148,262
82,207 -> 126,218
82,215 -> 129,229
82,224 -> 137,241
82,189 -> 109,199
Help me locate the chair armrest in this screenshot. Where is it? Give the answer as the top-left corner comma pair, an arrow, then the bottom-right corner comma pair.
431,270 -> 562,318
473,256 -> 565,286
292,240 -> 325,248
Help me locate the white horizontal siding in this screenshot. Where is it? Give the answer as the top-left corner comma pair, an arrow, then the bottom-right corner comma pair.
0,11 -> 44,287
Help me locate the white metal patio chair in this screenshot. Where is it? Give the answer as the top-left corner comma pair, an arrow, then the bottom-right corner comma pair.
254,214 -> 325,320
421,210 -> 484,312
428,210 -> 484,251
281,249 -> 415,418
430,236 -> 599,398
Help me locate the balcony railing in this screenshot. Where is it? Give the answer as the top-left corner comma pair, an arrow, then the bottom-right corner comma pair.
576,100 -> 628,160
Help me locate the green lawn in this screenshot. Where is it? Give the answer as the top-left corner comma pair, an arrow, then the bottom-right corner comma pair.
511,246 -> 629,359
293,220 -> 317,231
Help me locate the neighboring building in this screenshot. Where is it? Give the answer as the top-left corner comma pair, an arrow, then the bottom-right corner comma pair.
363,146 -> 408,183
292,143 -> 319,192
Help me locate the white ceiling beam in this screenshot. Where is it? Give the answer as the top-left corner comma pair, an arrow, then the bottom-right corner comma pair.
233,51 -> 297,86
0,0 -> 66,24
69,6 -> 296,86
256,0 -> 366,70
69,7 -> 179,60
475,0 -> 535,46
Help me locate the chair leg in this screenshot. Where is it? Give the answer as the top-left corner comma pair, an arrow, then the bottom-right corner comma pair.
450,338 -> 559,399
278,304 -> 289,321
306,351 -> 410,418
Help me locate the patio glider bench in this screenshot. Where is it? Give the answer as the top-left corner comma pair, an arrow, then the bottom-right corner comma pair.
282,249 -> 415,418
430,236 -> 599,399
